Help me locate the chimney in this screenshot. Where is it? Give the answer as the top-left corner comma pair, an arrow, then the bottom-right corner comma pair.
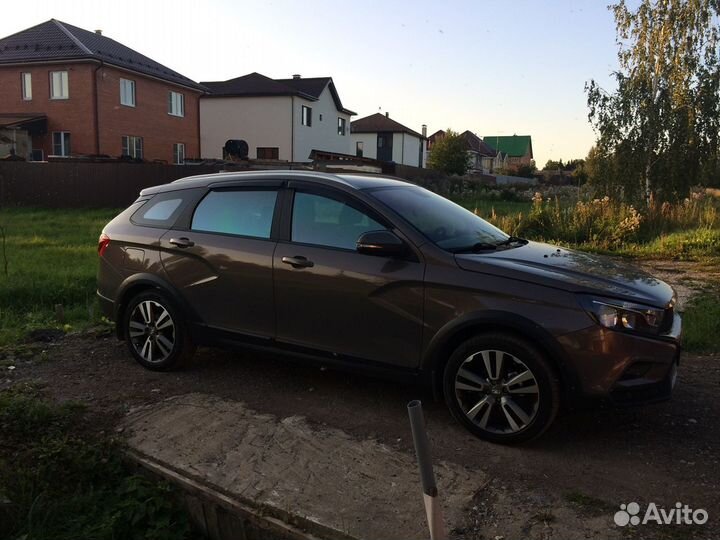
95,29 -> 103,35
422,124 -> 427,137
385,112 -> 389,118
292,74 -> 301,79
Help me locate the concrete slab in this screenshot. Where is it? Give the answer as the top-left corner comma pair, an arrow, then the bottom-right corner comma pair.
125,393 -> 485,540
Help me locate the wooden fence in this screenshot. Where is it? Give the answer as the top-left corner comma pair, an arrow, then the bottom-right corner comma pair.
0,160 -> 492,208
0,161 -> 229,208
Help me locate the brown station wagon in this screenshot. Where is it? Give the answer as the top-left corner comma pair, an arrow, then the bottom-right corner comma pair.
97,171 -> 682,443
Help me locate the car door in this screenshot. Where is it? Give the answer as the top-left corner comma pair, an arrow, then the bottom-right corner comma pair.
160,186 -> 280,338
273,185 -> 425,368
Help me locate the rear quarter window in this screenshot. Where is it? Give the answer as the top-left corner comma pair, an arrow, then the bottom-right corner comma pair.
131,192 -> 189,227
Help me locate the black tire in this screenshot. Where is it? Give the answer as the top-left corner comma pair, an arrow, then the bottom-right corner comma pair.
443,333 -> 560,444
123,290 -> 195,371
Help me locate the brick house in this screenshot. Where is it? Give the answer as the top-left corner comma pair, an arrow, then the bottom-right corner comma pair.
0,20 -> 204,163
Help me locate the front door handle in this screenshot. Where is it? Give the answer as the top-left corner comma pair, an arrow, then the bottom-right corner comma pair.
281,255 -> 314,268
169,237 -> 194,248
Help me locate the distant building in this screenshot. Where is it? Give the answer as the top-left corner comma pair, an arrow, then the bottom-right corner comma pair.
483,135 -> 534,168
427,129 -> 506,173
0,19 -> 203,162
350,113 -> 426,167
200,72 -> 355,162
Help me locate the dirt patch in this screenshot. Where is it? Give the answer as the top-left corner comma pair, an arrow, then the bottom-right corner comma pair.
126,393 -> 482,540
3,331 -> 718,539
639,259 -> 720,308
2,259 -> 718,539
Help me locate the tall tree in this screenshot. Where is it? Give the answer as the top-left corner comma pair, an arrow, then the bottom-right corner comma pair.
427,129 -> 470,176
586,0 -> 720,203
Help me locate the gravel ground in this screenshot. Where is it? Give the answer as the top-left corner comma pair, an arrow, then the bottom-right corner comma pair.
1,260 -> 718,539
2,332 -> 718,539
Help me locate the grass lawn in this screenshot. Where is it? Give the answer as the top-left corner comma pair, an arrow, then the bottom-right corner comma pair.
0,208 -> 119,346
0,383 -> 195,540
681,290 -> 720,353
453,197 -> 532,218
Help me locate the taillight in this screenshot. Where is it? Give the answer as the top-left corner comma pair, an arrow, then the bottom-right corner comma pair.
98,233 -> 111,257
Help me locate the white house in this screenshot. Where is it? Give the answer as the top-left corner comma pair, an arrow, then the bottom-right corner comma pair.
350,113 -> 426,168
199,72 -> 355,162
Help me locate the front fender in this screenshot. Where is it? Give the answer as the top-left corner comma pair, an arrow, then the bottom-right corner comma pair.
421,310 -> 579,399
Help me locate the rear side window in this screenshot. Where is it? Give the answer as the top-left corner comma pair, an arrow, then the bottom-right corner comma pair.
131,192 -> 187,227
191,190 -> 277,238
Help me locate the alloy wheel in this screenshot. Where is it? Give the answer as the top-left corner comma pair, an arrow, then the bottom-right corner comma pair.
128,300 -> 175,363
454,349 -> 540,434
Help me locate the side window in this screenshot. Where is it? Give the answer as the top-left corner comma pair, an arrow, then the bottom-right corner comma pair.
291,192 -> 386,250
192,190 -> 277,238
131,192 -> 187,227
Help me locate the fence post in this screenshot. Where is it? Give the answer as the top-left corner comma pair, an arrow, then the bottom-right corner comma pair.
407,400 -> 447,540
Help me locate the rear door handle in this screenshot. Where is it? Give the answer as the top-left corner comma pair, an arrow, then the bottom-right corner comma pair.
281,256 -> 314,268
169,237 -> 194,248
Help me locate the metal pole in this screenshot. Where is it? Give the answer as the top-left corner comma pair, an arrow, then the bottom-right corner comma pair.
407,400 -> 447,540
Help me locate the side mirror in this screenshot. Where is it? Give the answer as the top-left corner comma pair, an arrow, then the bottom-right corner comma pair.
356,230 -> 406,257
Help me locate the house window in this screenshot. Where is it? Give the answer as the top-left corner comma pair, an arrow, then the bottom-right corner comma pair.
173,143 -> 185,165
337,117 -> 346,136
256,147 -> 279,160
52,132 -> 71,156
21,73 -> 32,100
50,71 -> 69,99
168,91 -> 184,117
121,135 -> 144,159
301,105 -> 312,127
120,78 -> 136,107
356,141 -> 364,158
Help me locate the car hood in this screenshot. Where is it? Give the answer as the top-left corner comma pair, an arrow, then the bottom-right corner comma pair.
455,241 -> 674,307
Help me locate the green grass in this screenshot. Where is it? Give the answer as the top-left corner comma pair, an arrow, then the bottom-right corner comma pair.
0,383 -> 195,540
453,195 -> 720,260
564,491 -> 616,516
0,208 -> 119,346
451,197 -> 532,218
681,289 -> 720,353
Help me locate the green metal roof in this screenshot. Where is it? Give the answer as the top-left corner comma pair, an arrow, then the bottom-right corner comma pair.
483,135 -> 533,158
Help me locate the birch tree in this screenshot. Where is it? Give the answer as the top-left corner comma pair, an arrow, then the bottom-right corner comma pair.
586,0 -> 720,203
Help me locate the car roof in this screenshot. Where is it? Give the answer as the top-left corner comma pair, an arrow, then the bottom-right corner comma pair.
139,170 -> 412,196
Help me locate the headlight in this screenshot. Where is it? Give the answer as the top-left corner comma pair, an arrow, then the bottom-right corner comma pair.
579,295 -> 666,335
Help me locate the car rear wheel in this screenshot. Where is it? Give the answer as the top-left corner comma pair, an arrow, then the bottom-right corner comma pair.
443,333 -> 560,444
123,291 -> 195,371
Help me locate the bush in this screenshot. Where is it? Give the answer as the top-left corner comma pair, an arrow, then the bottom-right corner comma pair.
479,191 -> 720,255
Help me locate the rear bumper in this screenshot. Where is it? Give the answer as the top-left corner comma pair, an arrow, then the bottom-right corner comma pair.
97,290 -> 115,320
557,313 -> 682,404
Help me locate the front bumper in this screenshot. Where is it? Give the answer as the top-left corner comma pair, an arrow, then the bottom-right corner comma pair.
557,313 -> 682,404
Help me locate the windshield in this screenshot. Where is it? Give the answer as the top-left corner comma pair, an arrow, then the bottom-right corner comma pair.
367,185 -> 510,251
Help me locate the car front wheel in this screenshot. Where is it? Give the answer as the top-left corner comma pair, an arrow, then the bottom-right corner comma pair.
123,291 -> 195,371
443,333 -> 560,444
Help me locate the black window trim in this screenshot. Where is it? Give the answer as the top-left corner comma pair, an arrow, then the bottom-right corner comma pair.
187,186 -> 283,242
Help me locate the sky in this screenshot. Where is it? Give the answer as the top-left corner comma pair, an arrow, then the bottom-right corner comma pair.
3,0 -> 620,166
